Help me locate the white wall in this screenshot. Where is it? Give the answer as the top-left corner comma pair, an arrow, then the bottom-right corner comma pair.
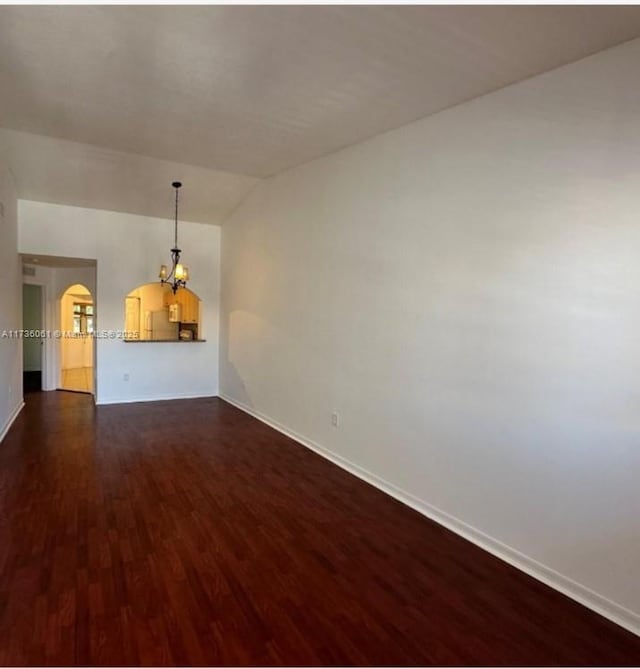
0,165 -> 22,441
19,202 -> 220,403
221,38 -> 640,632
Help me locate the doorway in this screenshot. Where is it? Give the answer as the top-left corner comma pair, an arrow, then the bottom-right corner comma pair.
22,283 -> 43,392
59,283 -> 94,394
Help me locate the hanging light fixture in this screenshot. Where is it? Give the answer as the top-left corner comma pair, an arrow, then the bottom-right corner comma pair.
159,181 -> 190,294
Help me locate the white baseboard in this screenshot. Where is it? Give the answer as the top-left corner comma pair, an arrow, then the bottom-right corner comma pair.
0,400 -> 25,445
219,392 -> 640,638
96,392 -> 217,406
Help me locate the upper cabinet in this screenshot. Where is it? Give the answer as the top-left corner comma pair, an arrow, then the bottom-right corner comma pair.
163,287 -> 200,324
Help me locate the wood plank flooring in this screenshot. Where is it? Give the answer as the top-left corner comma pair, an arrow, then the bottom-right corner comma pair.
60,366 -> 93,394
1,391 -> 639,666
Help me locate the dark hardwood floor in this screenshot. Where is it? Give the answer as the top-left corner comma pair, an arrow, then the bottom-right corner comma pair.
0,392 -> 639,666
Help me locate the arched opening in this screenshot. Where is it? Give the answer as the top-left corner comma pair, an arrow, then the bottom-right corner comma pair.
59,283 -> 94,394
125,283 -> 202,341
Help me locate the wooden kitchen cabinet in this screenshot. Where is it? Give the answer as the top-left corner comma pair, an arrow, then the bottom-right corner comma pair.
180,291 -> 200,324
164,288 -> 200,325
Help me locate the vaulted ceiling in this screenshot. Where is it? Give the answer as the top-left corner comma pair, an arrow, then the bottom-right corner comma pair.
2,5 -> 640,223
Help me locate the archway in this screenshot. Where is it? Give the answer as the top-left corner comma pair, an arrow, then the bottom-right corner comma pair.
59,283 -> 94,394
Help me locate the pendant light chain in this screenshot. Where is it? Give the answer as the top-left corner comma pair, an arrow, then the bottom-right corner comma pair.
158,181 -> 190,293
174,184 -> 179,250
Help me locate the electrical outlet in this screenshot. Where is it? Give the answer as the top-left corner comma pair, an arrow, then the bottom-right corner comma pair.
331,411 -> 340,428
123,373 -> 130,382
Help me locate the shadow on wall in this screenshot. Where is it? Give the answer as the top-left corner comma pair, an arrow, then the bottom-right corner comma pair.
221,358 -> 252,408
221,309 -> 270,408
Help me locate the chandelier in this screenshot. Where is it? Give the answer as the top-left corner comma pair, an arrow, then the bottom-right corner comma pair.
158,181 -> 190,294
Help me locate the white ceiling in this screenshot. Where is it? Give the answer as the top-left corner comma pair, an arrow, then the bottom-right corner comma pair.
2,5 -> 640,222
0,128 -> 258,225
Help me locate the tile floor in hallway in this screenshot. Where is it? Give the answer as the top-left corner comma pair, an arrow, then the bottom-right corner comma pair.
60,366 -> 93,394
